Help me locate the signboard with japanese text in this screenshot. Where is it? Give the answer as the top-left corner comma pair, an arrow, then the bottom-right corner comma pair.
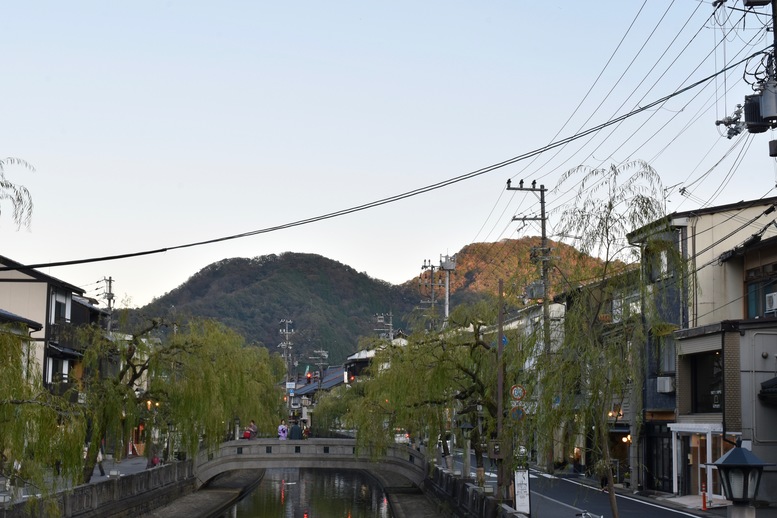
514,468 -> 530,514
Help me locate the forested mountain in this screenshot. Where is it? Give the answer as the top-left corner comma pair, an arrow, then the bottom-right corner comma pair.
130,238 -> 611,366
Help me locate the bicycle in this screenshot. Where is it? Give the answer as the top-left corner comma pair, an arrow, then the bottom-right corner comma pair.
575,512 -> 602,518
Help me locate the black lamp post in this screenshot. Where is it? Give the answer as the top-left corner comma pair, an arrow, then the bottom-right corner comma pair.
711,439 -> 774,518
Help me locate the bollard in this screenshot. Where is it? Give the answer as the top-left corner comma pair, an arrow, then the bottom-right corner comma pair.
701,481 -> 707,511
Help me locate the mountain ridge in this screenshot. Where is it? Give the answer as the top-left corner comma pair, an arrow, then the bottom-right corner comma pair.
133,237 -> 606,366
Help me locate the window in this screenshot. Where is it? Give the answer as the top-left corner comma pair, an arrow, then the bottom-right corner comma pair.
612,290 -> 640,323
658,335 -> 676,374
691,351 -> 723,413
646,243 -> 673,283
46,357 -> 70,384
51,289 -> 70,324
745,266 -> 777,318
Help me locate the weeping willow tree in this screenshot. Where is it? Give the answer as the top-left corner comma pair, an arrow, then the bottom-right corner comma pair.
527,160 -> 671,518
0,324 -> 84,514
75,316 -> 285,483
0,157 -> 34,229
338,300 -> 530,484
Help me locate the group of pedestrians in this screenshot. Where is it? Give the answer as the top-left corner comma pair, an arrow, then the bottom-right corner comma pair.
277,419 -> 309,440
241,418 -> 310,440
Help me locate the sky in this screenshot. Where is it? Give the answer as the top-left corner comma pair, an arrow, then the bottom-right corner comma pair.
2,1 -> 777,308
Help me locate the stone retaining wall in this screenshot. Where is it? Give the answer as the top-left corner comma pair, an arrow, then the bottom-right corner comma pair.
2,462 -> 196,518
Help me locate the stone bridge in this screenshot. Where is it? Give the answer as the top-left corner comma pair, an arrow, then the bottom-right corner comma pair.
193,438 -> 427,489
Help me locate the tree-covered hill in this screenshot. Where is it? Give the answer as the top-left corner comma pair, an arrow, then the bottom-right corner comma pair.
133,253 -> 420,364
130,238 -> 612,366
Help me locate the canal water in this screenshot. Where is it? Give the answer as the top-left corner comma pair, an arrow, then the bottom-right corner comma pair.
230,468 -> 393,517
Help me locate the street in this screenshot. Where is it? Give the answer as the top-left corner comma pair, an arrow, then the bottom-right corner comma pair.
444,449 -> 723,518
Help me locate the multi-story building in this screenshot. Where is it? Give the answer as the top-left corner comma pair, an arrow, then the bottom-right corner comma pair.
0,255 -> 112,400
0,254 -> 90,391
628,196 -> 777,498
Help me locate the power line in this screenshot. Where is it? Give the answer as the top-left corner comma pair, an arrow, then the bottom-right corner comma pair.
0,51 -> 764,274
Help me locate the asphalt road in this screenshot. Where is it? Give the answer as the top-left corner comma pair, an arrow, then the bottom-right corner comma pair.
444,449 -> 724,518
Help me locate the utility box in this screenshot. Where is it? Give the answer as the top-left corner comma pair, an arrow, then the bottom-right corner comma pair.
745,94 -> 769,133
760,81 -> 777,121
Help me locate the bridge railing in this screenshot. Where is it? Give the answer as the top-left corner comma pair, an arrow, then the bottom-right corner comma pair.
193,438 -> 427,488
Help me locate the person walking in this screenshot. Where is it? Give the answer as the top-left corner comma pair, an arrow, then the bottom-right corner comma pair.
289,420 -> 303,440
96,446 -> 106,476
277,419 -> 288,440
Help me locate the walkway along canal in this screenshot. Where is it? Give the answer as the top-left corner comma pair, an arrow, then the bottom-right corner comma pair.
0,438 -> 522,517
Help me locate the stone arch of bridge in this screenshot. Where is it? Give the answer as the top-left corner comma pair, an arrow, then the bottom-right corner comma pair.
193,438 -> 427,489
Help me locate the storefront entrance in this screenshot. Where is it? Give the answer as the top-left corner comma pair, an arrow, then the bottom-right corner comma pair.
668,423 -> 737,497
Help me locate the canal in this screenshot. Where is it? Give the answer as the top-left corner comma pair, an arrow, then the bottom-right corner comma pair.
229,468 -> 393,517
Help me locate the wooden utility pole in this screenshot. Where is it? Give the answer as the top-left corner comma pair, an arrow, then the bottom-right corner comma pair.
496,279 -> 505,498
506,179 -> 550,354
507,179 -> 553,471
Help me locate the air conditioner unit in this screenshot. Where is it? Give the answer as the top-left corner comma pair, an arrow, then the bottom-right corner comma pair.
766,293 -> 777,313
657,376 -> 675,394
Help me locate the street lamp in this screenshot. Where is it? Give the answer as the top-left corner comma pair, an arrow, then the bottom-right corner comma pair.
459,420 -> 474,480
711,439 -> 774,518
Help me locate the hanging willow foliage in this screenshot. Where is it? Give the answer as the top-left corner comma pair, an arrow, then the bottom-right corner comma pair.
0,325 -> 86,503
67,315 -> 285,485
524,160 -> 678,518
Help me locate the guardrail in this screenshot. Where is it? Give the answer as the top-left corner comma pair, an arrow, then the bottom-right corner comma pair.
1,461 -> 195,518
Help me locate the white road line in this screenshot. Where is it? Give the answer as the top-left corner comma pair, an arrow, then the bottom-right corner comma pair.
556,476 -> 706,517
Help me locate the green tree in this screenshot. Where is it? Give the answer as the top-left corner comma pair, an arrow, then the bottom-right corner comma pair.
528,160 -> 669,518
0,157 -> 34,229
0,324 -> 85,500
339,300 -> 529,490
76,316 -> 285,483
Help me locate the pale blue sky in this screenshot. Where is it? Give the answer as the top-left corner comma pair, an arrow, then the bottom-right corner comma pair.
2,1 -> 775,307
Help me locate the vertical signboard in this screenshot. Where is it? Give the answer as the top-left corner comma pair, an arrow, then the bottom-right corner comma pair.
514,468 -> 531,515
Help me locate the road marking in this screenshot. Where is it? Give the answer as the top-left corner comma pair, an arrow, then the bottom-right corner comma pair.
557,477 -> 705,517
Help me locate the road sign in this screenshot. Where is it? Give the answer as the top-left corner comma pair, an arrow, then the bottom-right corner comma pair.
510,384 -> 526,401
510,405 -> 525,421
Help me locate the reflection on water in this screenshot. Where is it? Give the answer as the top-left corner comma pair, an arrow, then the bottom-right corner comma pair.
231,468 -> 392,518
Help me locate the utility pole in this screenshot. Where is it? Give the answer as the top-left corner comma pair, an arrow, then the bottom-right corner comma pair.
101,277 -> 115,334
279,319 -> 294,413
309,349 -> 328,395
506,179 -> 551,353
496,279 -> 505,499
507,179 -> 553,472
419,259 -> 442,329
439,254 -> 457,327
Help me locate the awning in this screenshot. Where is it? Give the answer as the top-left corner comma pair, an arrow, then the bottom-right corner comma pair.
759,376 -> 777,407
48,343 -> 83,358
